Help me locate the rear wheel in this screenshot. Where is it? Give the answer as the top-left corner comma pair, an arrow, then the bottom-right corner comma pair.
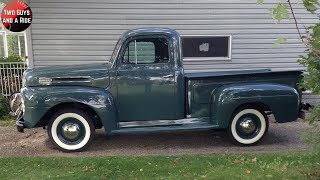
227,107 -> 268,145
47,109 -> 95,152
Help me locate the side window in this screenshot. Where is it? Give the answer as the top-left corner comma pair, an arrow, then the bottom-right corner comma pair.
122,38 -> 169,64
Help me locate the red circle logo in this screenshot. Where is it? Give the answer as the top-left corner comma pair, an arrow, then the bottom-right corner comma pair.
1,1 -> 32,32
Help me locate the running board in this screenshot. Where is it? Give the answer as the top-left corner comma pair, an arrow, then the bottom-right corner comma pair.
112,122 -> 218,134
118,118 -> 215,128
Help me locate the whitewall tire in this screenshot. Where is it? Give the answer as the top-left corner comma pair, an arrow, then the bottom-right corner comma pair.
228,107 -> 268,145
48,109 -> 95,152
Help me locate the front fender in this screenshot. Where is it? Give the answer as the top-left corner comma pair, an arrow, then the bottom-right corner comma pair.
212,83 -> 299,128
21,86 -> 117,133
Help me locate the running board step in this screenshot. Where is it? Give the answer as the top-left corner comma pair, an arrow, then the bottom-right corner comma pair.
112,123 -> 218,134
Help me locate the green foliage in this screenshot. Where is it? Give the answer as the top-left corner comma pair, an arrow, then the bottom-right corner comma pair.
272,37 -> 287,48
259,0 -> 320,151
310,24 -> 320,50
7,35 -> 19,57
303,106 -> 320,151
299,54 -> 320,93
0,55 -> 23,62
0,95 -> 9,119
303,0 -> 320,11
269,3 -> 289,23
256,0 -> 264,4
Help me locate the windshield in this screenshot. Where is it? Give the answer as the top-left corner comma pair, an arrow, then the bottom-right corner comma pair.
110,38 -> 123,65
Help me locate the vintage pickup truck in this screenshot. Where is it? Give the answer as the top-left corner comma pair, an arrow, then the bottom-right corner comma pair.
15,28 -> 305,152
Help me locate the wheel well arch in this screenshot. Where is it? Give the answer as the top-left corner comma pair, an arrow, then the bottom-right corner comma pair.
36,102 -> 103,129
220,101 -> 271,129
232,102 -> 271,114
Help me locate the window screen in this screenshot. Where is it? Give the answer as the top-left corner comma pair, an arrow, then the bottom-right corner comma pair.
122,38 -> 169,64
182,36 -> 231,59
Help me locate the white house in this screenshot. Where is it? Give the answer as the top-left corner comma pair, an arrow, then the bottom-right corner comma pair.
3,0 -> 319,72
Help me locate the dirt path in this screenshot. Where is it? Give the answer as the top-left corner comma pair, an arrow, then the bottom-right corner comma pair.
0,119 -> 312,157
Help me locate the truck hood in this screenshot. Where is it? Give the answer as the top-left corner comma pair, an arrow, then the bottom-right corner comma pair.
23,63 -> 111,88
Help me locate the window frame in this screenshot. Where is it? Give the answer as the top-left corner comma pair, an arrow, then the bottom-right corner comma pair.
0,31 -> 8,57
181,35 -> 232,61
117,35 -> 172,66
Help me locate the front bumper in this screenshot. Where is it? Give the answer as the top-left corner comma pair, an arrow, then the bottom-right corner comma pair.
298,102 -> 312,120
15,105 -> 25,132
9,93 -> 25,133
16,118 -> 24,132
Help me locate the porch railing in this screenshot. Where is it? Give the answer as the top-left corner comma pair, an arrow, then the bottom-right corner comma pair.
0,62 -> 27,97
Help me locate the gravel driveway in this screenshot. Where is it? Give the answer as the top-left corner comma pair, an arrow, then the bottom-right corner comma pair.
0,119 -> 313,157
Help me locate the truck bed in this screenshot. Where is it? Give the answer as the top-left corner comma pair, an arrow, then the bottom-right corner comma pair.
185,69 -> 303,120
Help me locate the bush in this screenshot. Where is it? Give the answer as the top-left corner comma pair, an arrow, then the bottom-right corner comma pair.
0,95 -> 9,119
304,106 -> 320,151
0,56 -> 23,63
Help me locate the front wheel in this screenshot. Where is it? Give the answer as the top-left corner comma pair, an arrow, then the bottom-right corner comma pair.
227,107 -> 269,145
48,109 -> 95,152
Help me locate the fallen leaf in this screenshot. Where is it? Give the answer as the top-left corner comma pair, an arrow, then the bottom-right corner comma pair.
233,160 -> 239,164
100,175 -> 107,179
200,175 -> 207,178
83,166 -> 89,172
281,165 -> 288,171
266,174 -> 273,178
173,158 -> 180,165
240,158 -> 245,165
246,169 -> 251,174
251,157 -> 257,163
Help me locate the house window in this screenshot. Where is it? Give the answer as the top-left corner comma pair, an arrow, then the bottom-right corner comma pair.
122,38 -> 169,64
7,34 -> 27,57
181,35 -> 232,60
0,27 -> 27,59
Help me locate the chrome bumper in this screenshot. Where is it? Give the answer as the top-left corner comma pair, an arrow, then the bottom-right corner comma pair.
299,102 -> 312,120
16,118 -> 24,132
15,106 -> 25,132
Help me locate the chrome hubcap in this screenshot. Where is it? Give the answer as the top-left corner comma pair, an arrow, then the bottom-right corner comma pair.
62,123 -> 80,140
239,118 -> 256,134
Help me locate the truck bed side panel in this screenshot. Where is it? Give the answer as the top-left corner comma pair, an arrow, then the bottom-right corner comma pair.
186,70 -> 302,125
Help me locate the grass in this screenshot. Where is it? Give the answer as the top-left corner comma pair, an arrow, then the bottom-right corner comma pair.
0,152 -> 319,180
0,116 -> 15,126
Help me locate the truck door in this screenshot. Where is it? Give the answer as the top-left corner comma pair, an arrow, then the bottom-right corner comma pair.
116,36 -> 179,121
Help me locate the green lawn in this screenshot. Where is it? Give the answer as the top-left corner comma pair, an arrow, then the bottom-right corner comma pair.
0,117 -> 15,126
0,153 -> 319,180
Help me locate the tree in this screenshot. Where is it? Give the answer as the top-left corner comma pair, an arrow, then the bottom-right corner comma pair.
258,0 -> 320,150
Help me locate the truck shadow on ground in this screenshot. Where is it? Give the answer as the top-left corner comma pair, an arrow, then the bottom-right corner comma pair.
75,131 -> 293,155
40,121 -> 309,155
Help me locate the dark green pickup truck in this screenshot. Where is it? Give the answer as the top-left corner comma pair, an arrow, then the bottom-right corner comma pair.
15,28 -> 304,152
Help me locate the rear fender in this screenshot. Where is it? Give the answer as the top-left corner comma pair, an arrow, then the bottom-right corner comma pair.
211,83 -> 299,128
21,86 -> 117,134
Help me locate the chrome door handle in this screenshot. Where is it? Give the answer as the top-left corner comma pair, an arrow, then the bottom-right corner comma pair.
162,74 -> 174,78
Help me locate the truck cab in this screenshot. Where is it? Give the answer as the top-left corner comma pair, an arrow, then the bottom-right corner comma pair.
16,28 -> 303,152
110,28 -> 185,121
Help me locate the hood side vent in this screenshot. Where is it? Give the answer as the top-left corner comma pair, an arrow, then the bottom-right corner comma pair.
52,76 -> 92,83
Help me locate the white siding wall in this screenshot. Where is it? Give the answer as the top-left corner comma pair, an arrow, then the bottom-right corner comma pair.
29,0 -> 318,72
